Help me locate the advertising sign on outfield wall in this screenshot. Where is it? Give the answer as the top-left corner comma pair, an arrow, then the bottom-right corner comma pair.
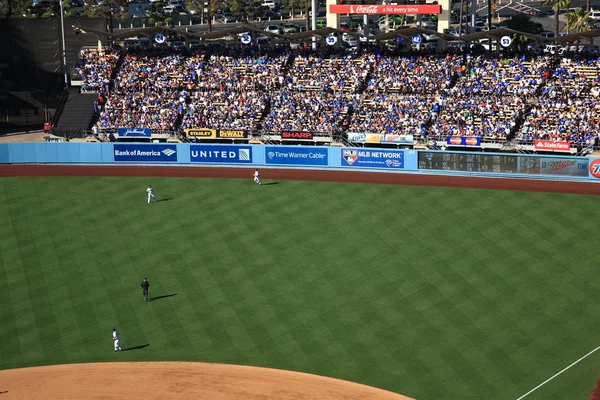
590,159 -> 600,179
190,145 -> 252,164
265,146 -> 328,166
113,144 -> 178,162
347,132 -> 382,144
517,156 -> 588,177
341,148 -> 404,169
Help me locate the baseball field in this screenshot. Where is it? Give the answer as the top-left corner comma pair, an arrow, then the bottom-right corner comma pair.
1,173 -> 599,399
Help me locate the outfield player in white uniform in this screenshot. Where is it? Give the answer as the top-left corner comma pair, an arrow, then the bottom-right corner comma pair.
113,328 -> 122,352
253,169 -> 261,185
147,185 -> 157,203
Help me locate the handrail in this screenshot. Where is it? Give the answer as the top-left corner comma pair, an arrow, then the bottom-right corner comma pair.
51,88 -> 70,128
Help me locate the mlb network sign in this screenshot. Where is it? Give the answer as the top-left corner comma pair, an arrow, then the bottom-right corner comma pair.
341,148 -> 404,169
190,145 -> 252,164
265,146 -> 328,166
113,144 -> 177,162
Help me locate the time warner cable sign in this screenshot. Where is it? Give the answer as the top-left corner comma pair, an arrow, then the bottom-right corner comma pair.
113,144 -> 178,162
341,148 -> 404,169
265,146 -> 328,166
189,145 -> 252,164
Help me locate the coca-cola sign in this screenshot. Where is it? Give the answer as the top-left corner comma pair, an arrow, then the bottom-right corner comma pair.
329,4 -> 441,15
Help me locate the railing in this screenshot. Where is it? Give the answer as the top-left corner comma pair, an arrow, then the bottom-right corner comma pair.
50,88 -> 70,130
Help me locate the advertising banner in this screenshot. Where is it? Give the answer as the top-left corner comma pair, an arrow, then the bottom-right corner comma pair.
347,132 -> 382,144
534,140 -> 571,152
265,146 -> 328,166
190,145 -> 252,163
381,134 -> 414,144
217,130 -> 247,139
281,131 -> 314,140
184,129 -> 217,139
329,4 -> 441,14
341,148 -> 404,169
446,136 -> 481,147
540,157 -> 588,177
589,159 -> 600,179
113,144 -> 177,162
117,128 -> 152,138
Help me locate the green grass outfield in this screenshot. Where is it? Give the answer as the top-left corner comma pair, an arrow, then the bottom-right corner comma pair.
1,176 -> 600,399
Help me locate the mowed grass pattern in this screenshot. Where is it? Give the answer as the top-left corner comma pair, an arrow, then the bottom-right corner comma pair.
1,176 -> 599,399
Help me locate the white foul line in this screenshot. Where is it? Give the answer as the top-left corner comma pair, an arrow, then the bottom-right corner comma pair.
516,344 -> 600,400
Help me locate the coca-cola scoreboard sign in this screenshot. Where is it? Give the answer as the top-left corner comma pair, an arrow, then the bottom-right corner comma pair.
329,4 -> 441,14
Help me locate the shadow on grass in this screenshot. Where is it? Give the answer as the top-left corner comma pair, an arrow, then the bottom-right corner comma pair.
262,182 -> 279,185
121,344 -> 150,352
148,293 -> 177,302
157,198 -> 174,202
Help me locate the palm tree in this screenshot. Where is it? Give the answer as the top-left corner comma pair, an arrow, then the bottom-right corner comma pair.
565,7 -> 594,33
505,13 -> 543,51
543,0 -> 572,37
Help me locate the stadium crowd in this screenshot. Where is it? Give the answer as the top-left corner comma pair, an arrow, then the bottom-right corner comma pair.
73,48 -> 120,93
75,44 -> 600,145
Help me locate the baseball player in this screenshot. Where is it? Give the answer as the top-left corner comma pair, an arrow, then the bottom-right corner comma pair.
141,278 -> 150,302
112,328 -> 122,352
253,169 -> 261,185
147,185 -> 157,203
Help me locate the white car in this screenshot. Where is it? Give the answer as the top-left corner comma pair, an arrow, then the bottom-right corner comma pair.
262,0 -> 275,8
282,24 -> 299,34
264,24 -> 281,34
342,34 -> 358,47
590,9 -> 600,20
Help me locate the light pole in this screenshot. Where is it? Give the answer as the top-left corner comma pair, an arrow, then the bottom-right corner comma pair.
311,0 -> 317,50
59,0 -> 69,89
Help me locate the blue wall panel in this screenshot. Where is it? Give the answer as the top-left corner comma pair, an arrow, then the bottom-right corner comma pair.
45,143 -> 59,163
253,145 -> 265,165
57,143 -> 70,163
34,143 -> 47,163
0,143 -> 9,163
329,146 -> 341,168
79,143 -> 103,163
405,150 -> 418,171
100,143 -> 113,163
9,143 -> 25,163
67,143 -> 81,163
177,143 -> 190,164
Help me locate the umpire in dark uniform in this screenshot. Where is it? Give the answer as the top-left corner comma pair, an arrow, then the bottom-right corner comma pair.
141,278 -> 150,302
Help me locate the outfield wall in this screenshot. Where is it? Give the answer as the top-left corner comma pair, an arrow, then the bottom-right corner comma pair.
1,142 -> 599,182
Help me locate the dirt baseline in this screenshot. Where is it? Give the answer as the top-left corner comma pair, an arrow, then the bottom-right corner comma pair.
0,362 -> 414,400
1,164 -> 599,195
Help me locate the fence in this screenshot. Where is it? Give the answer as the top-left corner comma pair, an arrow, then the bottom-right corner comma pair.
1,143 -> 599,182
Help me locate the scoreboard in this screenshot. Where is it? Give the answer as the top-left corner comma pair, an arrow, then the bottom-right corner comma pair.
418,152 -> 519,174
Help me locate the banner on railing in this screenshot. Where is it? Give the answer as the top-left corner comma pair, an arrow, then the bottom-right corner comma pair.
534,140 -> 570,152
446,136 -> 481,147
217,130 -> 247,139
281,131 -> 314,140
341,148 -> 404,169
347,132 -> 381,144
190,144 -> 252,163
265,146 -> 328,166
113,144 -> 178,162
381,134 -> 414,144
185,129 -> 217,139
117,128 -> 152,138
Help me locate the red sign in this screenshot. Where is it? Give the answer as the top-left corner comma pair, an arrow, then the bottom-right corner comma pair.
449,137 -> 462,145
282,131 -> 314,140
329,4 -> 441,15
534,140 -> 570,152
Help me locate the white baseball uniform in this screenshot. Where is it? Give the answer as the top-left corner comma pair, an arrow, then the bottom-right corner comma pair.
113,330 -> 122,351
253,170 -> 261,185
147,187 -> 156,203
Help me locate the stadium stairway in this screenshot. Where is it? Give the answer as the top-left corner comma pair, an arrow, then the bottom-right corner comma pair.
53,88 -> 98,137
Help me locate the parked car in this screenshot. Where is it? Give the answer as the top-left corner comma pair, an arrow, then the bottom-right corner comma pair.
590,8 -> 600,20
262,0 -> 275,9
264,24 -> 281,34
342,34 -> 358,47
282,24 -> 299,34
221,12 -> 237,23
540,30 -> 554,38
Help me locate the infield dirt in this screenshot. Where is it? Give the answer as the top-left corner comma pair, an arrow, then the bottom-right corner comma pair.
0,362 -> 414,400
